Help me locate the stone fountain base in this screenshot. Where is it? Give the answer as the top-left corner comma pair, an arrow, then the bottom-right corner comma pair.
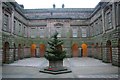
39,66 -> 72,75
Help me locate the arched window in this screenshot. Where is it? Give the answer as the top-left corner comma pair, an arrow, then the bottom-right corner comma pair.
54,23 -> 63,37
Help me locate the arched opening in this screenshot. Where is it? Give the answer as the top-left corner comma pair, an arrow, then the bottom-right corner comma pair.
31,44 -> 37,57
3,42 -> 9,63
72,43 -> 79,57
81,43 -> 88,57
106,40 -> 112,62
40,44 -> 45,57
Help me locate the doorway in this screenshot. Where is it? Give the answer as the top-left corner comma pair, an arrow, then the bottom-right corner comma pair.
31,44 -> 37,57
72,43 -> 79,57
106,40 -> 112,62
40,44 -> 45,57
3,42 -> 9,63
81,43 -> 87,57
18,44 -> 22,59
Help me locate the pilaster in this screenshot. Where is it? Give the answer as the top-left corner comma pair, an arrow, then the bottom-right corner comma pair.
0,2 -> 2,49
112,3 -> 116,29
0,1 -> 2,78
102,9 -> 105,34
11,8 -> 14,34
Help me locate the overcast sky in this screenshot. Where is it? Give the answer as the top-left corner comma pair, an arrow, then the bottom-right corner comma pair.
15,0 -> 101,9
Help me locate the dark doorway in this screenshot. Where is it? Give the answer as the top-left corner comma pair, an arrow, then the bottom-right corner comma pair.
3,42 -> 9,63
106,40 -> 112,62
72,43 -> 79,57
18,44 -> 21,59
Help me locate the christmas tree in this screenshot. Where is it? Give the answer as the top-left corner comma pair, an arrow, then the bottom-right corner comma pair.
45,31 -> 66,61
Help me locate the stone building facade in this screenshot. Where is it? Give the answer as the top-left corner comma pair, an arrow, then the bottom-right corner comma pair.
0,1 -> 120,66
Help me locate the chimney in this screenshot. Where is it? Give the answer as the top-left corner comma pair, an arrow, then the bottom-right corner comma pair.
19,4 -> 24,8
62,4 -> 64,8
53,4 -> 55,9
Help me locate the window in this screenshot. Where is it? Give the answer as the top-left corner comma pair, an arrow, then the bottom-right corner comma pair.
40,27 -> 45,38
81,28 -> 87,37
90,24 -> 94,37
107,12 -> 112,29
72,28 -> 77,37
105,11 -> 112,30
118,4 -> 120,25
25,26 -> 28,37
23,26 -> 25,35
13,21 -> 16,34
56,27 -> 61,37
54,23 -> 63,26
19,23 -> 21,33
54,23 -> 63,37
31,27 -> 36,38
3,14 -> 9,31
99,19 -> 103,34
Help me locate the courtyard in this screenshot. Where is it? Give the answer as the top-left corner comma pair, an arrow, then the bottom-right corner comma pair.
1,1 -> 120,80
2,57 -> 118,78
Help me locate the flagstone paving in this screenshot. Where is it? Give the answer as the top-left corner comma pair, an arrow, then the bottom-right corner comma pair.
2,57 -> 119,79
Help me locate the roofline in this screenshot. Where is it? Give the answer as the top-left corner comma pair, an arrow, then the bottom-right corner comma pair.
3,1 -> 109,20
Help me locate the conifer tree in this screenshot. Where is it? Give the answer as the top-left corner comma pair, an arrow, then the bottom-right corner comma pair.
45,31 -> 66,61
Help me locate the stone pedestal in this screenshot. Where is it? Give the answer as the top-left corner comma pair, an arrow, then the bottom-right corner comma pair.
39,60 -> 72,74
49,61 -> 63,68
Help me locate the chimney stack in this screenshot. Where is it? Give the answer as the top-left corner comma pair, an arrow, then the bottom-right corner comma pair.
62,4 -> 64,8
53,4 -> 55,9
19,4 -> 24,8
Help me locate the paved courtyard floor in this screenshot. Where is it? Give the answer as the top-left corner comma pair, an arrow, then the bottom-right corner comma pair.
1,57 -> 119,79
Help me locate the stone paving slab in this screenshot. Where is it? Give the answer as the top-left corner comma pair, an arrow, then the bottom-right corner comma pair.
78,74 -> 118,78
66,57 -> 112,67
2,57 -> 119,78
3,58 -> 48,68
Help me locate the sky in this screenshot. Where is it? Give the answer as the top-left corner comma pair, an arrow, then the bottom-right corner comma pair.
15,0 -> 101,9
